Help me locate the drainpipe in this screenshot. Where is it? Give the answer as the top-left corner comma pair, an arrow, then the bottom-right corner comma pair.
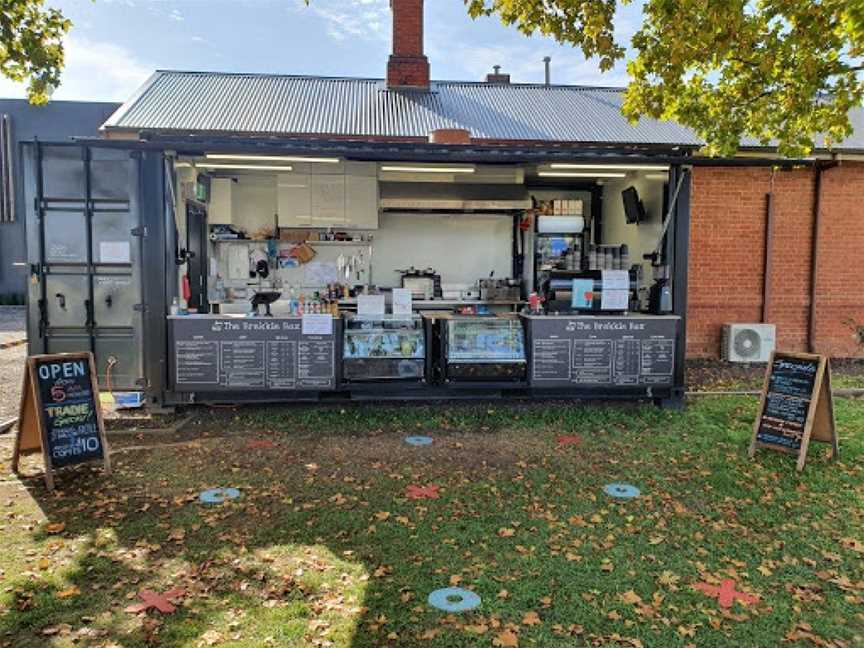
543,57 -> 551,85
807,165 -> 824,353
761,170 -> 775,324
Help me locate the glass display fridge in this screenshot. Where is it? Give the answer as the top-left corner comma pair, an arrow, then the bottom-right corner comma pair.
343,314 -> 426,382
443,316 -> 527,382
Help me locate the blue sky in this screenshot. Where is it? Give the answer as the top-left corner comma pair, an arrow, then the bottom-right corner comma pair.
0,0 -> 644,103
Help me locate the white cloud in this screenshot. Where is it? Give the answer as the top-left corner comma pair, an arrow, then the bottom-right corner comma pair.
300,0 -> 390,42
0,35 -> 153,102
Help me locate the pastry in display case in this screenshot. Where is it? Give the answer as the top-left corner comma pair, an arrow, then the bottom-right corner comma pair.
343,314 -> 426,381
444,316 -> 527,382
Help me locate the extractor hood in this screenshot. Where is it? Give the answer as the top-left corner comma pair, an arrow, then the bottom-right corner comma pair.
379,182 -> 531,212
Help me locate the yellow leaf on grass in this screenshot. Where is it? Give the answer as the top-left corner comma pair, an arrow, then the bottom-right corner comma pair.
522,611 -> 542,626
498,528 -> 516,538
464,623 -> 489,635
658,571 -> 680,587
841,538 -> 864,554
56,586 -> 80,599
620,590 -> 642,605
449,574 -> 462,586
497,589 -> 510,599
45,522 -> 65,535
493,629 -> 519,647
374,511 -> 391,521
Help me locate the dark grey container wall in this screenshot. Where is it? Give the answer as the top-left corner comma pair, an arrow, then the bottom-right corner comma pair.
0,100 -> 120,297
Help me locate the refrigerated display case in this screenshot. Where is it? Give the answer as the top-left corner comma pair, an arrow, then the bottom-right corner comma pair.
444,316 -> 527,382
343,314 -> 426,381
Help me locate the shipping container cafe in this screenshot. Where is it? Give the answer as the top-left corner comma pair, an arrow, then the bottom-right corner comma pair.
20,70 -> 705,408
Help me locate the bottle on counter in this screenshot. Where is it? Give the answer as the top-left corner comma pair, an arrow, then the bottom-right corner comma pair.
170,297 -> 180,316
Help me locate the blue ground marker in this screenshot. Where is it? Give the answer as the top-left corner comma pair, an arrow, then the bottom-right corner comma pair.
427,587 -> 481,613
603,483 -> 641,499
199,487 -> 242,504
405,436 -> 434,446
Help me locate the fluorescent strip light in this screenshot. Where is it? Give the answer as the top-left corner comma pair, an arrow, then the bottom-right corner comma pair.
644,173 -> 670,181
198,163 -> 294,172
205,153 -> 340,164
538,171 -> 627,178
174,162 -> 193,168
380,165 -> 476,174
548,163 -> 669,171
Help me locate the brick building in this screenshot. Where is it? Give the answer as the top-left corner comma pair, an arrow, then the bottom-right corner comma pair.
689,161 -> 864,358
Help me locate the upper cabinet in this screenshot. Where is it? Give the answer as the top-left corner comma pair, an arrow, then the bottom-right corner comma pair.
208,178 -> 234,224
344,162 -> 379,230
277,162 -> 379,230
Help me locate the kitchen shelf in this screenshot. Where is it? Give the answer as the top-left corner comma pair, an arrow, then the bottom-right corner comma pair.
210,238 -> 371,246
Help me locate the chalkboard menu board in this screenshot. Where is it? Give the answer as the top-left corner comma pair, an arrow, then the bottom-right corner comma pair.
749,351 -> 838,471
12,352 -> 110,490
170,316 -> 340,392
755,355 -> 819,450
526,316 -> 678,389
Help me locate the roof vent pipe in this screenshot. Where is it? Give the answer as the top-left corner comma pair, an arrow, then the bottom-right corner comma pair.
543,56 -> 551,85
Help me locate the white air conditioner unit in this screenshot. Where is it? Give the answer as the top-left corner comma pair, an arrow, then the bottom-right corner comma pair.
721,323 -> 776,363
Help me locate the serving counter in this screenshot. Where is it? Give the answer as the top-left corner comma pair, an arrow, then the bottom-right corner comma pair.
169,315 -> 340,393
165,312 -> 681,403
522,314 -> 679,390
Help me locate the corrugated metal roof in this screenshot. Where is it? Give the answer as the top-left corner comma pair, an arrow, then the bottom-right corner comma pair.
103,71 -> 703,147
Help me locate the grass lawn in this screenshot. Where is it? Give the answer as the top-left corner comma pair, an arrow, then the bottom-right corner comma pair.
0,396 -> 862,647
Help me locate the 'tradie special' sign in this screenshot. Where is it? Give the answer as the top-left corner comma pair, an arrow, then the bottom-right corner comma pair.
12,353 -> 110,490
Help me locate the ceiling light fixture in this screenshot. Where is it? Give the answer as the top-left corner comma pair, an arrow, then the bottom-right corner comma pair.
205,153 -> 340,164
537,171 -> 627,178
380,165 -> 476,174
548,163 -> 669,172
197,163 -> 294,172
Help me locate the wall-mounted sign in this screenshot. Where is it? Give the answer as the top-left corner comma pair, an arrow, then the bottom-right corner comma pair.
12,352 -> 111,490
748,351 -> 838,471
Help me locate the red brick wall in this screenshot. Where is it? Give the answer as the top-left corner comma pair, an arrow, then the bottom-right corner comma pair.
688,163 -> 864,358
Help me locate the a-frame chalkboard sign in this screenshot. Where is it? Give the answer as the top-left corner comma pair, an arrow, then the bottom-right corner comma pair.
749,351 -> 838,471
12,353 -> 111,491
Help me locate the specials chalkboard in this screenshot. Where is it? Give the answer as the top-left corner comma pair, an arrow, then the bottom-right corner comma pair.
12,352 -> 111,490
749,351 -> 838,471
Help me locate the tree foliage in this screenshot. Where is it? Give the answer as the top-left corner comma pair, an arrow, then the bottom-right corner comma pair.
0,0 -> 70,104
466,0 -> 864,156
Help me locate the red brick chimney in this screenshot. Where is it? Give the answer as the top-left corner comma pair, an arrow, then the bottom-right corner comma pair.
387,0 -> 430,89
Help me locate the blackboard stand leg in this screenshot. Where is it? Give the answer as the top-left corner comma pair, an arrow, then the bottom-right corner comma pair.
43,468 -> 54,493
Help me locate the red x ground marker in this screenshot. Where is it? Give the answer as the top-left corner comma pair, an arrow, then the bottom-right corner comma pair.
246,439 -> 278,450
125,589 -> 185,614
556,435 -> 582,446
405,484 -> 440,500
693,579 -> 759,608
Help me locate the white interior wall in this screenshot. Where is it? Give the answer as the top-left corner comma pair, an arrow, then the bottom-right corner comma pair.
601,174 -> 666,280
372,212 -> 513,288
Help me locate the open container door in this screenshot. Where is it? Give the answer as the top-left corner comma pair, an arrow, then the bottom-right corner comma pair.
23,143 -> 147,392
